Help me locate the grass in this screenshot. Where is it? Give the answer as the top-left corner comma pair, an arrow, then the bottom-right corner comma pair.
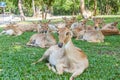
0,18 -> 120,80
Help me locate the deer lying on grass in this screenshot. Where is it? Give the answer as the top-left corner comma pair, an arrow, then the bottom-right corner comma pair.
32,27 -> 89,80
76,18 -> 104,43
26,20 -> 56,48
101,22 -> 120,35
77,28 -> 104,43
54,17 -> 76,29
63,17 -> 77,29
0,22 -> 39,36
71,18 -> 102,38
71,19 -> 88,38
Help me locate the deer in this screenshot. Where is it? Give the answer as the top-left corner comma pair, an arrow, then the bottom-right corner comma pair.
91,18 -> 120,36
71,18 -> 102,38
0,24 -> 21,36
62,17 -> 77,29
76,18 -> 104,42
32,27 -> 89,80
70,19 -> 88,38
101,22 -> 120,36
26,20 -> 56,48
0,22 -> 39,36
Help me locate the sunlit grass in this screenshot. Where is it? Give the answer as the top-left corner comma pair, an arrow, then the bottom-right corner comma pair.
0,18 -> 120,80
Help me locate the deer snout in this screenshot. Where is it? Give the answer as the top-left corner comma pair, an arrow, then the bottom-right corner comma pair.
58,42 -> 63,48
94,26 -> 97,30
44,30 -> 47,33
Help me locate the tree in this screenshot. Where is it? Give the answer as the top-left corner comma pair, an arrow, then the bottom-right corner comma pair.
18,0 -> 25,21
93,0 -> 97,16
97,0 -> 119,15
32,0 -> 36,17
80,0 -> 93,19
41,0 -> 55,19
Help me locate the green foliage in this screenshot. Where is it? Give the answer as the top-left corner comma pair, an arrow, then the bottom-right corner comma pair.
0,0 -> 120,16
0,18 -> 120,80
97,0 -> 119,14
53,0 -> 80,15
76,15 -> 82,21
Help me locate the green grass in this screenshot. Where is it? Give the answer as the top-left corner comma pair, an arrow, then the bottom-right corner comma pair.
0,18 -> 120,80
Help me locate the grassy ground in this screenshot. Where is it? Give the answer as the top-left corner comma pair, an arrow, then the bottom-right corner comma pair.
0,18 -> 120,80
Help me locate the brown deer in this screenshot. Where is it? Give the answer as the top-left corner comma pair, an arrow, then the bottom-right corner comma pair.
71,18 -> 102,38
32,27 -> 89,80
26,20 -> 56,48
0,22 -> 39,36
76,18 -> 104,42
70,19 -> 88,38
101,22 -> 120,35
62,17 -> 77,29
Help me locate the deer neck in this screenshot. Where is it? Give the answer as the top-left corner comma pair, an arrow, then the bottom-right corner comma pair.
65,39 -> 75,50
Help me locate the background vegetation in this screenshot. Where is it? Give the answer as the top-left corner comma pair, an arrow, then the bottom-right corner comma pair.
0,0 -> 120,16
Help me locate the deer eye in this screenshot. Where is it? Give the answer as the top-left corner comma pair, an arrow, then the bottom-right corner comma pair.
66,32 -> 69,35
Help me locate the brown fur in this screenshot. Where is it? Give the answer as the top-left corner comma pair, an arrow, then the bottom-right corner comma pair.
76,18 -> 104,42
71,19 -> 96,38
63,17 -> 77,29
27,20 -> 56,48
77,30 -> 104,43
101,22 -> 120,35
57,27 -> 89,80
1,22 -> 39,36
33,27 -> 89,80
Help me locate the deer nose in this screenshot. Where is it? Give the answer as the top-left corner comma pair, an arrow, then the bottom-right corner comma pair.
58,42 -> 63,48
41,31 -> 44,33
94,26 -> 97,30
44,30 -> 47,33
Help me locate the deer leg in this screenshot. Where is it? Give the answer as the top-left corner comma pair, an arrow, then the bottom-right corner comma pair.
56,63 -> 65,75
46,63 -> 52,70
26,39 -> 34,46
70,68 -> 84,80
16,31 -> 23,36
31,50 -> 51,65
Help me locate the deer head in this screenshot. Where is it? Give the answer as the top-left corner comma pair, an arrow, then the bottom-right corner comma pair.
57,27 -> 73,48
4,23 -> 17,30
38,20 -> 51,33
93,18 -> 103,30
62,17 -> 76,28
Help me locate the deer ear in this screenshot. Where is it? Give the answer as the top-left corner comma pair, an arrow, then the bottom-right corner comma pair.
66,32 -> 70,35
62,17 -> 67,20
47,20 -> 51,23
112,22 -> 118,26
114,22 -> 118,26
66,31 -> 73,37
72,17 -> 77,22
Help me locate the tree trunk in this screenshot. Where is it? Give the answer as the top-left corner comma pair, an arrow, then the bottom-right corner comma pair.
72,0 -> 75,16
32,0 -> 36,17
80,0 -> 85,15
42,11 -> 45,19
80,0 -> 93,19
18,0 -> 25,21
44,6 -> 49,20
93,0 -> 97,16
45,11 -> 47,20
